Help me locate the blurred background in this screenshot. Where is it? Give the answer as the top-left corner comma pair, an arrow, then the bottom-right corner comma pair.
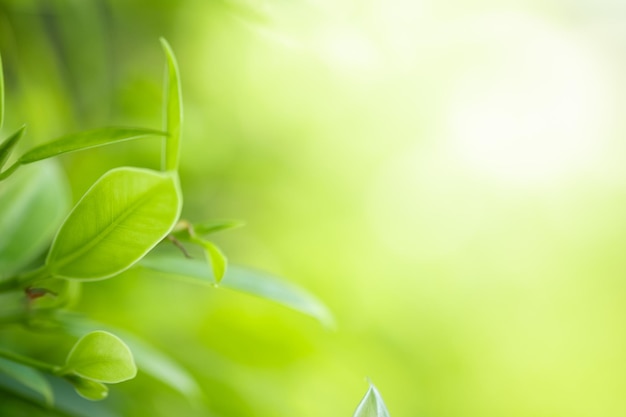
2,0 -> 626,416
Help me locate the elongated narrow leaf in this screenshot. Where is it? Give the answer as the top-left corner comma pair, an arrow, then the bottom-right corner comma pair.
47,167 -> 181,280
141,256 -> 334,327
64,331 -> 137,384
172,219 -> 244,239
0,125 -> 25,170
0,161 -> 71,274
65,374 -> 109,401
353,384 -> 391,417
0,357 -> 53,405
0,51 -> 4,130
160,38 -> 182,172
19,127 -> 166,163
56,312 -> 203,402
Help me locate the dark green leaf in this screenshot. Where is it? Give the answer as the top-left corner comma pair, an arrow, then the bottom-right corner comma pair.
160,38 -> 183,172
0,357 -> 53,405
47,167 -> 182,280
140,256 -> 334,327
0,125 -> 25,170
353,384 -> 391,417
63,331 -> 137,384
0,161 -> 71,274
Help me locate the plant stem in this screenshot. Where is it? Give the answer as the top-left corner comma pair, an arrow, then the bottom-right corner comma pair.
16,265 -> 51,286
0,348 -> 61,374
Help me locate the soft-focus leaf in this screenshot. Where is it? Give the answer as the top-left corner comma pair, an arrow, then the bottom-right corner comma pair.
192,219 -> 244,236
198,239 -> 227,284
160,38 -> 182,172
56,313 -> 203,402
0,357 -> 53,405
0,51 -> 4,130
0,161 -> 71,274
353,384 -> 391,417
0,125 -> 25,170
65,375 -> 108,401
64,331 -> 137,384
140,256 -> 335,327
18,127 -> 166,164
47,167 -> 182,280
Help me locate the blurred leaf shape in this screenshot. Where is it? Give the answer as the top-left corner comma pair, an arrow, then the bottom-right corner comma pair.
47,167 -> 181,280
63,331 -> 137,384
160,38 -> 183,172
353,384 -> 391,417
197,239 -> 227,284
0,51 -> 4,130
65,375 -> 109,401
172,219 -> 244,238
0,161 -> 70,274
0,125 -> 25,170
0,357 -> 53,405
140,255 -> 335,328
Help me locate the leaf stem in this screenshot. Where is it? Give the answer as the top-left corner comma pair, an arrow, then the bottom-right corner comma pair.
16,265 -> 52,286
0,349 -> 61,374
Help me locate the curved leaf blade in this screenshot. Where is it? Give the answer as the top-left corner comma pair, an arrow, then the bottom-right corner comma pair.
65,375 -> 109,401
64,331 -> 137,384
197,239 -> 227,284
140,256 -> 334,328
19,127 -> 167,164
160,38 -> 182,172
0,125 -> 25,170
353,384 -> 391,417
0,51 -> 4,130
47,167 -> 182,280
0,161 -> 71,274
0,357 -> 53,405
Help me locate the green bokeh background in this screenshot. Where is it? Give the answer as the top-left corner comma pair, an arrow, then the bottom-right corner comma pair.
2,0 -> 626,416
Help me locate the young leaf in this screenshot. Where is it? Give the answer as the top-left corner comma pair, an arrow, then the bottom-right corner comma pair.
197,239 -> 227,284
47,167 -> 182,280
353,384 -> 391,417
64,331 -> 137,384
19,127 -> 166,164
65,374 -> 109,401
0,357 -> 54,405
140,256 -> 335,328
0,161 -> 71,274
160,38 -> 183,172
192,219 -> 245,236
0,125 -> 25,170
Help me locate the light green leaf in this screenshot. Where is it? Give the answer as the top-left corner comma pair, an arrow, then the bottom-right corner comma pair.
160,38 -> 183,172
140,256 -> 335,327
0,161 -> 71,274
0,357 -> 54,405
353,384 -> 391,417
172,219 -> 244,239
65,374 -> 109,401
47,167 -> 182,280
64,331 -> 137,384
56,312 -> 203,402
197,239 -> 227,284
19,127 -> 166,164
0,125 -> 25,170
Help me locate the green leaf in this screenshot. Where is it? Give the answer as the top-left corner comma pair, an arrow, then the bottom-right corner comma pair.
65,374 -> 109,401
140,256 -> 335,328
19,127 -> 166,164
160,38 -> 183,172
0,357 -> 54,405
47,167 -> 182,280
353,384 -> 391,417
64,331 -> 137,384
0,161 -> 71,274
172,219 -> 244,239
56,312 -> 203,402
0,125 -> 25,170
0,51 -> 4,131
197,239 -> 227,284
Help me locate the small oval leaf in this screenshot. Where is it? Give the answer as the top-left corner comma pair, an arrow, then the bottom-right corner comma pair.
64,331 -> 137,384
353,384 -> 391,417
0,357 -> 54,405
65,375 -> 109,401
18,127 -> 167,164
47,167 -> 182,280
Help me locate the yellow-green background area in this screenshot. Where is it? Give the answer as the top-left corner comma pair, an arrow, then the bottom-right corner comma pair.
2,0 -> 626,416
